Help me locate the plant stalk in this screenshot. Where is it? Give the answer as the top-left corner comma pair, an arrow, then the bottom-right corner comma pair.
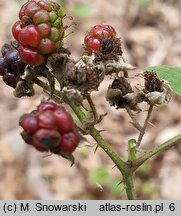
135,134 -> 181,170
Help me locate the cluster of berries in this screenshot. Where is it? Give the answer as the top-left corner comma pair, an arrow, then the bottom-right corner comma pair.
19,102 -> 80,153
84,24 -> 121,55
0,44 -> 26,88
12,0 -> 65,66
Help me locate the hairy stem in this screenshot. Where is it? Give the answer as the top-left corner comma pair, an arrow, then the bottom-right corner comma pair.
135,134 -> 181,170
34,78 -> 136,200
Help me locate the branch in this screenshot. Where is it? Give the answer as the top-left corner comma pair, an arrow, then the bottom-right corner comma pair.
135,134 -> 181,170
137,105 -> 153,146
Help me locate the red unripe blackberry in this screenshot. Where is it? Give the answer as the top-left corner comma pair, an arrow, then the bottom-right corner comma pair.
18,24 -> 41,47
12,21 -> 23,41
37,102 -> 57,112
59,131 -> 80,153
13,0 -> 66,66
38,110 -> 56,129
84,24 -> 118,54
18,45 -> 44,65
54,107 -> 73,133
19,113 -> 39,133
32,128 -> 61,152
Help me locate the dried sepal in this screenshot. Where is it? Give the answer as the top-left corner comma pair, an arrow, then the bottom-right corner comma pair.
53,150 -> 75,166
14,79 -> 35,97
145,88 -> 169,105
77,134 -> 92,148
65,55 -> 105,94
45,51 -> 70,89
104,56 -> 136,75
106,77 -> 144,111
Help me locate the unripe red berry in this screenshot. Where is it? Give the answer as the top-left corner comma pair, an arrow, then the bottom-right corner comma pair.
19,1 -> 30,19
18,45 -> 44,65
33,9 -> 49,25
59,131 -> 80,153
32,128 -> 61,152
19,113 -> 39,133
25,1 -> 40,18
84,24 -> 117,54
12,21 -> 23,41
38,0 -> 52,12
54,107 -> 73,133
38,110 -> 56,129
37,23 -> 51,38
103,25 -> 116,36
37,38 -> 55,54
13,0 -> 66,66
18,24 -> 41,47
84,35 -> 101,53
37,102 -> 57,112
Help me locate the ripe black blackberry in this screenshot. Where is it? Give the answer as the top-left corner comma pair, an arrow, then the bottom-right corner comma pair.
0,44 -> 26,88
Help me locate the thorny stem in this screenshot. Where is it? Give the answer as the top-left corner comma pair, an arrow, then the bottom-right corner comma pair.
134,134 -> 181,170
33,78 -> 136,200
137,105 -> 153,146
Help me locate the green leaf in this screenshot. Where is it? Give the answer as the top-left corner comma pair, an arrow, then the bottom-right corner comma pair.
72,4 -> 91,18
146,66 -> 181,96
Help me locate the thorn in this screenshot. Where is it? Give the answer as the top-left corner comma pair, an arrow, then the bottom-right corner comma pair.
96,183 -> 104,192
42,153 -> 52,158
98,129 -> 107,133
94,144 -> 99,153
148,121 -> 156,128
117,180 -> 124,187
111,165 -> 117,169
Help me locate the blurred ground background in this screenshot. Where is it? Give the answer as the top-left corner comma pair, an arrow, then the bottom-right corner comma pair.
0,0 -> 181,200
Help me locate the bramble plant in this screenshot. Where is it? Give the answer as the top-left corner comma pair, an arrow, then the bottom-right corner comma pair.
1,0 -> 181,200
